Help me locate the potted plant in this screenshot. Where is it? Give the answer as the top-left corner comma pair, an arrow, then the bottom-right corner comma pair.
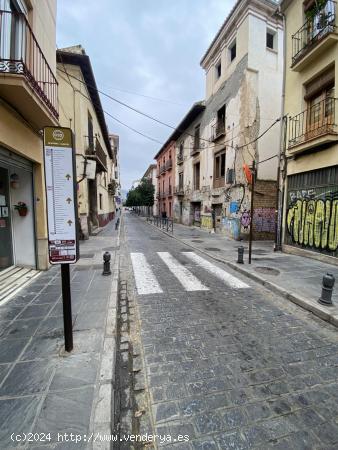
14,202 -> 28,217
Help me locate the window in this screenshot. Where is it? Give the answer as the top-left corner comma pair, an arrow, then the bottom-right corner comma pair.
266,30 -> 276,50
215,60 -> 222,80
216,105 -> 226,136
193,162 -> 200,190
194,124 -> 200,150
99,193 -> 103,210
88,113 -> 94,149
179,142 -> 184,157
229,40 -> 236,62
214,151 -> 226,188
179,172 -> 184,190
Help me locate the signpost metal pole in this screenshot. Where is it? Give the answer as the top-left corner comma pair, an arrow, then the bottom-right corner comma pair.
43,127 -> 79,353
61,264 -> 73,352
248,160 -> 255,264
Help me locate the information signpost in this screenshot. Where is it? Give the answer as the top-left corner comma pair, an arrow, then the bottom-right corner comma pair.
43,127 -> 79,352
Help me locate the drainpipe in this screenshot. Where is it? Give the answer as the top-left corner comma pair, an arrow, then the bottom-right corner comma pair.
274,7 -> 287,252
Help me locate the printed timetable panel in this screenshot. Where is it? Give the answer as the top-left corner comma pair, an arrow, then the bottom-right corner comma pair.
43,127 -> 78,264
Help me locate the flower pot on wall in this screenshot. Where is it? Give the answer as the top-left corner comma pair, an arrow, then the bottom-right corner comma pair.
18,208 -> 28,217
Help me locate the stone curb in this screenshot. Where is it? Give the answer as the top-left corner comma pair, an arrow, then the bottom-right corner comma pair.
90,218 -> 122,449
142,216 -> 338,329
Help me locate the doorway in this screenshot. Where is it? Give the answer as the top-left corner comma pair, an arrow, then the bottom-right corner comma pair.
0,167 -> 13,270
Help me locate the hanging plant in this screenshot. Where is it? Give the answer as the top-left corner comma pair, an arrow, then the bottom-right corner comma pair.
14,201 -> 28,217
305,0 -> 329,22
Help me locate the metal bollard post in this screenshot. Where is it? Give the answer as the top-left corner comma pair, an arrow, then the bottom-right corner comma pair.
102,251 -> 112,276
318,273 -> 335,306
115,218 -> 120,230
237,246 -> 244,264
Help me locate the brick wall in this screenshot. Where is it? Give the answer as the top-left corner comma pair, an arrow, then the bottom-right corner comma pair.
252,180 -> 277,240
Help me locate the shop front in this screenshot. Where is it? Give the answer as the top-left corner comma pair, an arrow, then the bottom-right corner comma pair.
285,166 -> 338,260
0,147 -> 36,271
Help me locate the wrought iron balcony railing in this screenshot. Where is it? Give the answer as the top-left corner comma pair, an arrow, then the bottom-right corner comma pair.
190,141 -> 201,156
165,159 -> 173,170
211,122 -> 226,141
291,0 -> 336,66
85,137 -> 108,172
174,186 -> 184,196
160,165 -> 166,174
288,97 -> 338,149
177,153 -> 184,164
0,10 -> 58,118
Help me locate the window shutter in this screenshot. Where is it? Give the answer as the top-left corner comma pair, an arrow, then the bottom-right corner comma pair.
304,67 -> 335,100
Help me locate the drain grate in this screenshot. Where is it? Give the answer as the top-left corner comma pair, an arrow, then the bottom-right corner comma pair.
205,247 -> 221,252
150,237 -> 162,241
80,253 -> 95,259
254,266 -> 280,276
252,249 -> 268,255
191,240 -> 204,243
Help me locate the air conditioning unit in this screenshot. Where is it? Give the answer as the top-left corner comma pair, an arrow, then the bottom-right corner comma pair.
226,168 -> 234,184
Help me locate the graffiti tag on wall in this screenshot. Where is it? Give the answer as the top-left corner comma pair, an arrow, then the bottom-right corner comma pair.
253,208 -> 275,233
287,197 -> 338,251
201,215 -> 213,229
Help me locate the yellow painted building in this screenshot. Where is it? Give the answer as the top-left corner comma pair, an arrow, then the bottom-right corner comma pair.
281,0 -> 338,263
56,46 -> 116,239
0,0 -> 58,271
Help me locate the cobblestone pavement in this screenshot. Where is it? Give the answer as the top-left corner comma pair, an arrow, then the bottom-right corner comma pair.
124,212 -> 338,450
0,219 -> 119,449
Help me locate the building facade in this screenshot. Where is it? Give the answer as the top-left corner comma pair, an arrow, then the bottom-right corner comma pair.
155,141 -> 176,218
281,0 -> 338,262
109,134 -> 122,210
0,0 -> 58,271
170,0 -> 284,240
142,164 -> 157,215
57,46 -> 115,239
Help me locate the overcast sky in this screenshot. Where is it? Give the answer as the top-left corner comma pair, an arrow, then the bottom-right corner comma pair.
57,0 -> 233,190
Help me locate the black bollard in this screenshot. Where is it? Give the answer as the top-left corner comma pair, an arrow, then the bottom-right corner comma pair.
102,251 -> 112,276
318,273 -> 335,306
237,246 -> 244,264
115,218 -> 120,230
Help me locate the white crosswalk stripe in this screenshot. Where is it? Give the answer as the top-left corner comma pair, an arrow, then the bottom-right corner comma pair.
130,253 -> 163,295
182,252 -> 249,289
157,252 -> 209,292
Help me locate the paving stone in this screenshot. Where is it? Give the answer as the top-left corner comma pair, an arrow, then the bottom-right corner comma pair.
214,431 -> 248,450
194,412 -> 224,434
191,437 -> 218,450
153,402 -> 180,423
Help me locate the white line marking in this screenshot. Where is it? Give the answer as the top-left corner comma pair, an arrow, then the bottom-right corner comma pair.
130,253 -> 163,295
157,252 -> 209,292
182,252 -> 249,289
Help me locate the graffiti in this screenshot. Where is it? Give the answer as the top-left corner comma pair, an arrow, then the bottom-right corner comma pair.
201,215 -> 213,229
287,198 -> 338,251
253,208 -> 275,233
222,217 -> 241,240
240,209 -> 251,229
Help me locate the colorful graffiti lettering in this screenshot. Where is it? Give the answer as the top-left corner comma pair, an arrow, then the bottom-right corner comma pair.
287,198 -> 338,251
253,208 -> 276,233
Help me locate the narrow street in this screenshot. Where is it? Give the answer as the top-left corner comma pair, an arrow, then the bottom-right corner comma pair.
122,212 -> 338,449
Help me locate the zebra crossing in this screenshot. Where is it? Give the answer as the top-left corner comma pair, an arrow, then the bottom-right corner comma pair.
130,251 -> 249,295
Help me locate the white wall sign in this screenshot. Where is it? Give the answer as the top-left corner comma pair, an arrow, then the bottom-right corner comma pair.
43,127 -> 78,264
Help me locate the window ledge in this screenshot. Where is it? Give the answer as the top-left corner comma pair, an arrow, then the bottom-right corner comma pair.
266,47 -> 278,54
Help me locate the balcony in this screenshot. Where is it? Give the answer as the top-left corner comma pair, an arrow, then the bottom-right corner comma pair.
0,10 -> 58,128
174,186 -> 184,196
165,159 -> 173,171
211,122 -> 226,141
160,165 -> 166,175
291,0 -> 338,71
85,137 -> 108,172
190,140 -> 200,156
288,97 -> 338,153
177,153 -> 184,165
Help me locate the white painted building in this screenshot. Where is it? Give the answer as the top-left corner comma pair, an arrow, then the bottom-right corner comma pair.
174,0 -> 284,240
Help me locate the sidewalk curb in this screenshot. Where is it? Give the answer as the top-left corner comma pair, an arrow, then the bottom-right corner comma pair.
90,217 -> 121,449
143,217 -> 338,329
